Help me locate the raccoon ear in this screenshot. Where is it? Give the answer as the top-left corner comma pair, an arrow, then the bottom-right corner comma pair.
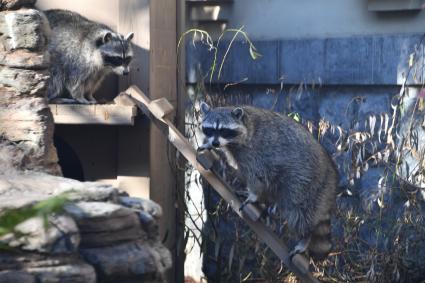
125,32 -> 134,41
232,107 -> 244,120
200,101 -> 210,114
103,32 -> 112,44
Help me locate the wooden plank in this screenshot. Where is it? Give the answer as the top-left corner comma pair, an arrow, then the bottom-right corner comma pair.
176,0 -> 187,281
49,104 -> 137,125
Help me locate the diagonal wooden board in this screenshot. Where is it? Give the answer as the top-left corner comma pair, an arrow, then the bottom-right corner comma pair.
124,85 -> 320,283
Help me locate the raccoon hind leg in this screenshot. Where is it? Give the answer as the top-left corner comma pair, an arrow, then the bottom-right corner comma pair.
85,92 -> 97,104
68,84 -> 91,104
47,74 -> 64,101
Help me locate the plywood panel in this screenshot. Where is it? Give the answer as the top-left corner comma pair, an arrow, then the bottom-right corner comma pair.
118,0 -> 150,95
117,116 -> 151,199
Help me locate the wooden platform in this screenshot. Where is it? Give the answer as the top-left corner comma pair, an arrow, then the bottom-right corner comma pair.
49,103 -> 137,125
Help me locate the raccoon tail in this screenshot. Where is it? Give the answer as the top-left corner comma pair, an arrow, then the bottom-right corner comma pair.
308,219 -> 333,260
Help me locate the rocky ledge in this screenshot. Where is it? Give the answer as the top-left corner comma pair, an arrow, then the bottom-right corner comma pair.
0,168 -> 172,283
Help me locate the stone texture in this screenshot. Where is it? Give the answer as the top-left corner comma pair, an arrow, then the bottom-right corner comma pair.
1,215 -> 80,254
80,240 -> 172,281
0,270 -> 35,283
0,66 -> 48,94
0,172 -> 119,211
0,0 -> 36,10
0,8 -> 60,177
0,9 -> 49,51
0,168 -> 171,281
27,263 -> 97,283
0,252 -> 96,283
65,202 -> 145,248
119,196 -> 163,219
0,49 -> 49,69
65,202 -> 141,232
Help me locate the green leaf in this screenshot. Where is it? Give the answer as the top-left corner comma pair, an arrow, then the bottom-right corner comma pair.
249,45 -> 262,60
0,193 -> 69,238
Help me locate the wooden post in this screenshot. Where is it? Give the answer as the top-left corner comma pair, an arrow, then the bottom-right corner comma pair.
149,1 -> 180,282
175,0 -> 186,282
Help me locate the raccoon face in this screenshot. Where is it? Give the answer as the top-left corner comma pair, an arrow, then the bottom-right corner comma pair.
199,102 -> 246,149
98,31 -> 134,76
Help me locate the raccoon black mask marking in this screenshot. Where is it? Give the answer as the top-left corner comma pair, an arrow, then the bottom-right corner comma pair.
98,32 -> 134,74
200,102 -> 245,148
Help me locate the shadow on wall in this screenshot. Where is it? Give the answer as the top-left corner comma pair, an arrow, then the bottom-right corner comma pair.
54,135 -> 85,181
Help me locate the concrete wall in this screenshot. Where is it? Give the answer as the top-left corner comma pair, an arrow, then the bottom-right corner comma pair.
227,0 -> 425,39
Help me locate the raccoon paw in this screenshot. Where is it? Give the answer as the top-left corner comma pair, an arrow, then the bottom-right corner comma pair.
239,192 -> 258,212
289,237 -> 311,261
73,98 -> 87,104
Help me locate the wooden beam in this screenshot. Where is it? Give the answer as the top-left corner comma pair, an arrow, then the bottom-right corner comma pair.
49,104 -> 137,125
149,1 -> 179,282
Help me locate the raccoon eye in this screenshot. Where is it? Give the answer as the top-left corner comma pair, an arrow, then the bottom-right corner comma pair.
219,128 -> 239,139
124,56 -> 132,65
104,55 -> 123,66
202,127 -> 215,137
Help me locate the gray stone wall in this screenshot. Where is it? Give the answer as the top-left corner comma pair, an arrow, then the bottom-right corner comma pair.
0,0 -> 60,175
186,34 -> 425,281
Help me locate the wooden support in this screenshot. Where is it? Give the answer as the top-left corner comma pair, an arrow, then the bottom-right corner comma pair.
124,85 -> 320,283
49,103 -> 137,125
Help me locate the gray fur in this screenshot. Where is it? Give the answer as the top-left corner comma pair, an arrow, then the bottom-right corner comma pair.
44,9 -> 134,104
200,102 -> 338,260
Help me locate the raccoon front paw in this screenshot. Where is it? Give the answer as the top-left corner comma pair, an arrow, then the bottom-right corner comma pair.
239,192 -> 258,212
289,237 -> 311,261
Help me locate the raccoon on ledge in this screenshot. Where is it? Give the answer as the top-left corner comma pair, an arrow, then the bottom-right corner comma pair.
199,102 -> 338,260
45,9 -> 134,104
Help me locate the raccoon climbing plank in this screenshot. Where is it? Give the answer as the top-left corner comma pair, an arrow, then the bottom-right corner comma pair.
123,85 -> 320,283
199,102 -> 338,260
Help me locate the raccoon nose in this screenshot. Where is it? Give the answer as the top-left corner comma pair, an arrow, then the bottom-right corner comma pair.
123,69 -> 129,76
212,140 -> 220,148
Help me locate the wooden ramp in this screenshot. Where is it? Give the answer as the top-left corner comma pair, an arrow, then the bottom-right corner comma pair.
49,94 -> 137,125
124,85 -> 320,283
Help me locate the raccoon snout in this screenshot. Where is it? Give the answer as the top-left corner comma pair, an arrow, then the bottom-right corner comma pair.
212,140 -> 220,148
123,69 -> 130,76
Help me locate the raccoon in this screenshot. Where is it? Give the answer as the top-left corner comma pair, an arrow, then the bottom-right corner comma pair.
45,9 -> 134,104
199,102 -> 338,260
